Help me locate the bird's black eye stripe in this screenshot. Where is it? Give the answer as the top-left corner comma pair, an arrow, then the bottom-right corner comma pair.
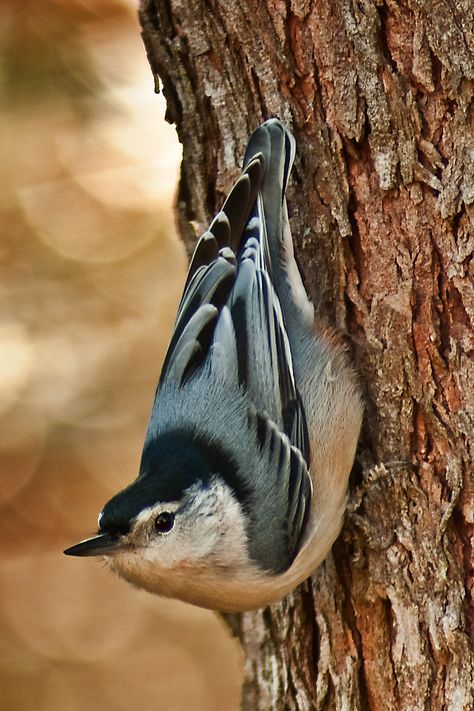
155,511 -> 175,534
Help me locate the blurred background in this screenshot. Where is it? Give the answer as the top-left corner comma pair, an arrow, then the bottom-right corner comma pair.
0,1 -> 243,709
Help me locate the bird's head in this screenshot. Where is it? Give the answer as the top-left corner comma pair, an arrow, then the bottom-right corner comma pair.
64,431 -> 254,596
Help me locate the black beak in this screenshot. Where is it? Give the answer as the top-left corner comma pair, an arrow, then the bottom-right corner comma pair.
63,533 -> 124,557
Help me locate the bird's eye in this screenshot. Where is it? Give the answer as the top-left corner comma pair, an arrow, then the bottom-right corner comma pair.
154,511 -> 175,534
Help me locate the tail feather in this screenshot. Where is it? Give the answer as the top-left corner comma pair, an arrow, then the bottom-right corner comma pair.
243,120 -> 295,260
245,119 -> 313,340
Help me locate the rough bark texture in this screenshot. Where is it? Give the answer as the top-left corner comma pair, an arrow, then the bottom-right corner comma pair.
139,1 -> 474,708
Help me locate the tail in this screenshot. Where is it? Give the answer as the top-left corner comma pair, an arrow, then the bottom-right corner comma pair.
243,119 -> 295,254
243,119 -> 314,337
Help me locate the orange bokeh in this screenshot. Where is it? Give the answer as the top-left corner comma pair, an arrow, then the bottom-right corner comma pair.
0,1 -> 242,709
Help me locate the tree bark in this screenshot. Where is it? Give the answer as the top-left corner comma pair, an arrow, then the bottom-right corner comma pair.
139,1 -> 474,708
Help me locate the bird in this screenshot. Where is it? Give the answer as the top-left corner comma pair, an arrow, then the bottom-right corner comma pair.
64,119 -> 363,612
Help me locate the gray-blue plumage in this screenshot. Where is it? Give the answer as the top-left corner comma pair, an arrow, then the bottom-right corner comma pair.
100,120 -> 312,573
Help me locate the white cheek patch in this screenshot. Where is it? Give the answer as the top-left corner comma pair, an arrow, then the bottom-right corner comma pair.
107,479 -> 250,572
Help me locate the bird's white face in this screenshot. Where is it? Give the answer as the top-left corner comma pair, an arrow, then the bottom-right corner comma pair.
101,478 -> 254,599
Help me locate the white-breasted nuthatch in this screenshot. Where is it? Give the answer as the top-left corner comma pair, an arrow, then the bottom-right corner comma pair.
64,119 -> 363,612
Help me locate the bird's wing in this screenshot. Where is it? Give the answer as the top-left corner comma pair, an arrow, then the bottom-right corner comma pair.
220,191 -> 312,571
226,196 -> 310,464
158,154 -> 264,389
159,145 -> 309,464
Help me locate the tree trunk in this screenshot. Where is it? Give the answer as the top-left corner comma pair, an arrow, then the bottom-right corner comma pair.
139,1 -> 474,708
